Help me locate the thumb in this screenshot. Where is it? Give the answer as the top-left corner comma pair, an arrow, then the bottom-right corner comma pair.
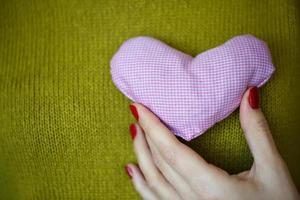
239,87 -> 281,166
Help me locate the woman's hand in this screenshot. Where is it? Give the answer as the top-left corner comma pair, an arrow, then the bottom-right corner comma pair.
124,87 -> 300,200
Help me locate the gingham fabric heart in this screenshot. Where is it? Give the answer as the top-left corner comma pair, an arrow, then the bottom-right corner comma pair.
110,35 -> 275,141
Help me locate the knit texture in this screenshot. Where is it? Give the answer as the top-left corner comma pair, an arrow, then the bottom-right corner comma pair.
111,35 -> 275,141
0,0 -> 299,199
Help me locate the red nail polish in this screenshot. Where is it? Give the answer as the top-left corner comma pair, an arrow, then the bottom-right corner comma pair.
129,124 -> 137,140
124,165 -> 133,178
248,87 -> 259,109
129,104 -> 139,120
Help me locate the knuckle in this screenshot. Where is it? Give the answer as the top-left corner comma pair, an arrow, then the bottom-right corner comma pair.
147,175 -> 162,191
158,142 -> 176,166
191,177 -> 218,200
255,116 -> 270,134
148,180 -> 178,200
134,179 -> 147,192
142,120 -> 161,135
152,153 -> 162,167
140,121 -> 151,133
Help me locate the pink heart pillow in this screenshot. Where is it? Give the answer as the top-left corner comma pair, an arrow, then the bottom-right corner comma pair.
110,35 -> 275,141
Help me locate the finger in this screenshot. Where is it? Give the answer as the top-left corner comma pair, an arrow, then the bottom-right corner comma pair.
125,163 -> 159,200
145,134 -> 199,200
239,87 -> 281,166
130,103 -> 229,189
130,123 -> 181,200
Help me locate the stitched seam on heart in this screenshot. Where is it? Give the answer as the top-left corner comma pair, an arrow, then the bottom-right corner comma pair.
179,99 -> 241,141
183,68 -> 274,141
110,67 -> 136,102
257,64 -> 275,87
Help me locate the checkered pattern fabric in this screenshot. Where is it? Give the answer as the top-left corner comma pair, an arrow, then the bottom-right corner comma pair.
110,34 -> 275,141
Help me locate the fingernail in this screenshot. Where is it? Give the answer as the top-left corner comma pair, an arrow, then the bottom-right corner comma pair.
248,87 -> 259,109
129,123 -> 137,140
129,104 -> 139,121
124,165 -> 133,178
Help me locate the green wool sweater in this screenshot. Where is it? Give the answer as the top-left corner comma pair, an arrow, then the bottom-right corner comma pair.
0,0 -> 299,199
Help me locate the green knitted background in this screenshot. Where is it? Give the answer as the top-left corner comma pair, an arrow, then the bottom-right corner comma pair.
0,0 -> 299,199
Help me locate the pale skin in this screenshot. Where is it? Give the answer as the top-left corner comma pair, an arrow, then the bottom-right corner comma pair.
124,87 -> 300,200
